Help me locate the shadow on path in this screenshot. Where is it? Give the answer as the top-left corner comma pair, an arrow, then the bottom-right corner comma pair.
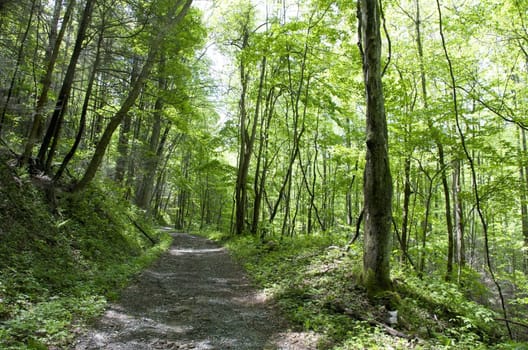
74,232 -> 316,350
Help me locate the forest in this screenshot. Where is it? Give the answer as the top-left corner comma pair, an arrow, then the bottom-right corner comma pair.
1,0 -> 528,348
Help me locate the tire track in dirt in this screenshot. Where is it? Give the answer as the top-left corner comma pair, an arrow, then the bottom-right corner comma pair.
74,232 -> 317,349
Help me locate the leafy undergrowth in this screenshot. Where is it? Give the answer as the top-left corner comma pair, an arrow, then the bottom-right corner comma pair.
0,156 -> 171,349
200,229 -> 526,349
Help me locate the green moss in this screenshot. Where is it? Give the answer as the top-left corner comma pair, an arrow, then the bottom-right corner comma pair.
361,268 -> 393,299
372,290 -> 401,310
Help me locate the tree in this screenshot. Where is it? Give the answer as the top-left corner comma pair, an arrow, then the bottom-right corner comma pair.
0,0 -> 37,136
232,4 -> 260,235
135,55 -> 168,210
358,0 -> 393,293
37,0 -> 97,172
21,0 -> 76,166
73,0 -> 193,192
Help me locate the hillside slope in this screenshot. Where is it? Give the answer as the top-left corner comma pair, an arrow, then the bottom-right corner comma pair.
0,151 -> 171,349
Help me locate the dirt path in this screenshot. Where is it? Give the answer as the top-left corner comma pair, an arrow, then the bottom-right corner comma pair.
74,232 -> 317,350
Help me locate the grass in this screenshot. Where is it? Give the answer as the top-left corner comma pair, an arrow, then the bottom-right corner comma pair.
198,228 -> 526,349
0,157 -> 171,349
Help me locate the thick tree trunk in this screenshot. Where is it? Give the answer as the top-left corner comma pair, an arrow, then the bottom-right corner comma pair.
359,0 -> 393,294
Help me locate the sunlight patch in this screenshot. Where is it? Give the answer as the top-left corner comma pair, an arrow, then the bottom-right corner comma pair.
231,290 -> 270,306
170,248 -> 224,255
102,309 -> 194,335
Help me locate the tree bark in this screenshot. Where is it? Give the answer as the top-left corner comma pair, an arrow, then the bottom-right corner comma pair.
114,58 -> 141,184
37,0 -> 96,171
114,113 -> 132,184
251,86 -> 278,235
54,18 -> 105,182
235,45 -> 266,234
359,0 -> 393,294
400,156 -> 411,264
439,144 -> 455,280
521,128 -> 528,271
136,55 -> 168,210
21,0 -> 76,166
453,159 -> 465,271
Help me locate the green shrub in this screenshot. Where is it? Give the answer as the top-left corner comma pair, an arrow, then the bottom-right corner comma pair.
0,160 -> 171,349
206,228 -> 511,349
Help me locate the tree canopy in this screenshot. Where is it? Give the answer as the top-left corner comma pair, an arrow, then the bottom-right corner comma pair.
1,0 -> 528,346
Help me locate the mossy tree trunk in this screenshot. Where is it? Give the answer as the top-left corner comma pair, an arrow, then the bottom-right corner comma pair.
358,0 -> 393,294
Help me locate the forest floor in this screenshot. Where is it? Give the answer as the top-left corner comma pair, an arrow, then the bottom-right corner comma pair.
73,231 -> 318,350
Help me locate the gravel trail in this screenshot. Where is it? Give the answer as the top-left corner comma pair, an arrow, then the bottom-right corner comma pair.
74,232 -> 317,350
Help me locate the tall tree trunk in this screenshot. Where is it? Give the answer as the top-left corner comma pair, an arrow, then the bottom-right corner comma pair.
281,169 -> 292,237
175,150 -> 191,230
251,86 -> 277,235
45,0 -> 62,62
439,144 -> 455,280
298,119 -> 324,233
73,0 -> 193,192
135,56 -> 168,210
400,156 -> 411,264
416,162 -> 439,278
114,58 -> 141,184
54,19 -> 105,182
453,159 -> 465,272
269,39 -> 310,226
234,30 -> 250,235
74,47 -> 154,191
435,0 -> 512,337
153,137 -> 178,218
521,128 -> 528,272
37,0 -> 96,171
114,114 -> 131,184
22,0 -> 76,165
359,0 -> 393,294
413,0 -> 454,279
235,51 -> 266,235
345,120 -> 357,226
